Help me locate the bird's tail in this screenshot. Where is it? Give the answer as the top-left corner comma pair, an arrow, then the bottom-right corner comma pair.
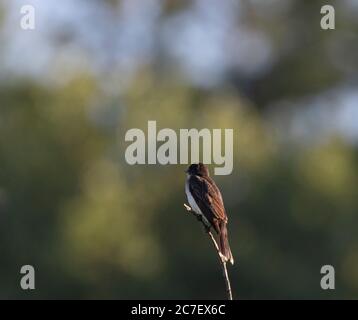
219,222 -> 234,265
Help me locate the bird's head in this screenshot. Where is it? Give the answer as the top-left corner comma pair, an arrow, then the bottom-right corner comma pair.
186,163 -> 209,177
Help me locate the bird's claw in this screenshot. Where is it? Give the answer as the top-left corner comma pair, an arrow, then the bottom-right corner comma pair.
219,252 -> 227,263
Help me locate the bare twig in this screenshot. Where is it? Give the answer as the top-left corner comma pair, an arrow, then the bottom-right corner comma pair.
184,203 -> 233,300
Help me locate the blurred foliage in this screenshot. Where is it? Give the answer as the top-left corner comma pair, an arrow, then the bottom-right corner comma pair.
0,0 -> 357,299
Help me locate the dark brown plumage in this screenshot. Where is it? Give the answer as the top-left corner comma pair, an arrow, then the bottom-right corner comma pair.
185,163 -> 234,265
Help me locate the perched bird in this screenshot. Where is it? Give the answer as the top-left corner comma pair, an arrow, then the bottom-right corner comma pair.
185,163 -> 234,265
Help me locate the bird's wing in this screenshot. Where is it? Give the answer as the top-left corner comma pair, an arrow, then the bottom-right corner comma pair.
189,175 -> 227,225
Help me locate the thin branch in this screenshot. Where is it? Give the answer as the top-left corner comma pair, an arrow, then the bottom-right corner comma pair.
184,203 -> 233,300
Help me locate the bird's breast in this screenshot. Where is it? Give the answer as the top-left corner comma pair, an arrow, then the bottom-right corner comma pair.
185,177 -> 203,215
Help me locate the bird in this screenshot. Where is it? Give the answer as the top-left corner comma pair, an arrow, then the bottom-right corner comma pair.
185,163 -> 234,265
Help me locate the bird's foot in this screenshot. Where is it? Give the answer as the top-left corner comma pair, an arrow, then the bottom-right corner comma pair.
219,252 -> 227,264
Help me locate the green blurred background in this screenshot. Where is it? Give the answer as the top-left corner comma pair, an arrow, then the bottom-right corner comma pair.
0,0 -> 357,299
